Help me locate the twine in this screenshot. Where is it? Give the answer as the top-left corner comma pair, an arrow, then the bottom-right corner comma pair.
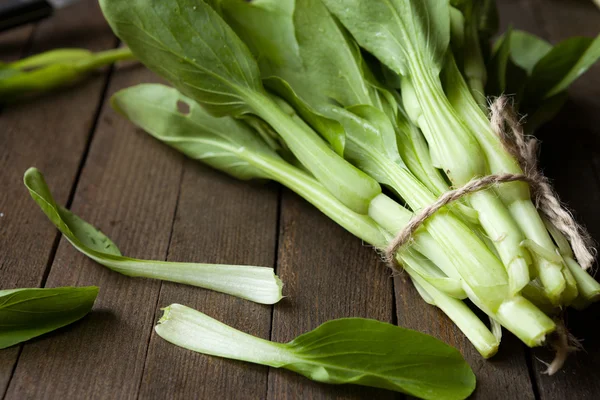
384,95 -> 596,270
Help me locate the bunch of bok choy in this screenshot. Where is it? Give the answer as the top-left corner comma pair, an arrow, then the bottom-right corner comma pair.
98,0 -> 600,370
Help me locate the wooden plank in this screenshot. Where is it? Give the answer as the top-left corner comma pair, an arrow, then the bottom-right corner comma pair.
0,22 -> 36,396
3,58 -> 184,400
0,0 -> 116,395
0,25 -> 34,62
521,1 -> 600,399
267,190 -> 397,400
137,163 -> 279,399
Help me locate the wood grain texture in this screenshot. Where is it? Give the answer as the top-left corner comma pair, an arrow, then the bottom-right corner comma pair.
523,1 -> 600,399
0,22 -> 35,397
267,190 -> 398,400
0,25 -> 33,62
137,163 -> 279,400
3,63 -> 183,399
0,0 -> 116,395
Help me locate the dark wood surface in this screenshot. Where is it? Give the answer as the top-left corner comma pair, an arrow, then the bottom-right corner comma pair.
0,1 -> 598,399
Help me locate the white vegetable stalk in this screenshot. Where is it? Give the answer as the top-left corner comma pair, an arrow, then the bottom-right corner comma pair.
25,168 -> 283,305
156,304 -> 294,366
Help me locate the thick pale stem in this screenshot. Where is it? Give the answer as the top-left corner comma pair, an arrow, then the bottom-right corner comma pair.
444,57 -> 569,301
246,92 -> 381,214
494,296 -> 556,347
156,304 -> 295,367
404,260 -> 499,358
404,57 -> 533,296
370,194 -> 509,311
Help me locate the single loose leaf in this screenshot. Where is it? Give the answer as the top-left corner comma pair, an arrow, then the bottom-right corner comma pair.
0,286 -> 98,349
156,304 -> 476,400
24,168 -> 282,304
0,48 -> 134,103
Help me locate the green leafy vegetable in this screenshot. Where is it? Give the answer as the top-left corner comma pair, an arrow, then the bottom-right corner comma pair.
0,48 -> 134,103
0,286 -> 98,349
24,168 -> 283,304
156,304 -> 476,400
100,0 -> 381,215
113,83 -> 515,358
100,0 -> 600,369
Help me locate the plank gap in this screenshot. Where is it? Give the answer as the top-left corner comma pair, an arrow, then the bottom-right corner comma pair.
524,346 -> 542,400
264,185 -> 283,400
19,24 -> 39,59
0,347 -> 22,400
135,161 -> 186,400
38,37 -> 121,289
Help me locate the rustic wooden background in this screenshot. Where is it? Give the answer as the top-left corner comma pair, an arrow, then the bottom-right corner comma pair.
0,0 -> 598,399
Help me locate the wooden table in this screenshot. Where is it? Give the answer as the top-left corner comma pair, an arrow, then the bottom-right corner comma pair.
1,1 -> 599,399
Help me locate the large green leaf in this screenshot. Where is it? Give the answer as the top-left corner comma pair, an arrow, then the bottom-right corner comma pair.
219,0 -> 375,107
112,84 -> 280,181
24,167 -> 283,304
156,304 -> 476,400
210,0 -> 302,73
101,0 -> 382,215
0,286 -> 98,349
322,0 -> 451,76
99,0 -> 263,116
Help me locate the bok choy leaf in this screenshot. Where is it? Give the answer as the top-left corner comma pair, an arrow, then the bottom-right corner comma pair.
155,304 -> 476,400
24,168 -> 283,304
99,0 -> 382,215
0,286 -> 98,349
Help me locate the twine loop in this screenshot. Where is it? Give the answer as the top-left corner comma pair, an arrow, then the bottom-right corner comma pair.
384,96 -> 596,269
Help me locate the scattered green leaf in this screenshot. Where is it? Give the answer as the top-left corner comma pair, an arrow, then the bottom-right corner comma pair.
0,286 -> 98,349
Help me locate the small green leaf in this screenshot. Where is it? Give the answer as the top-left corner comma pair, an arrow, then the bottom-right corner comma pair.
0,286 -> 98,349
24,167 -> 283,304
527,35 -> 600,99
508,31 -> 552,76
156,304 -> 476,400
9,49 -> 93,70
0,48 -> 134,103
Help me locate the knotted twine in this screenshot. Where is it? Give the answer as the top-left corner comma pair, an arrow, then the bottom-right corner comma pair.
384,95 -> 596,270
383,95 -> 596,375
